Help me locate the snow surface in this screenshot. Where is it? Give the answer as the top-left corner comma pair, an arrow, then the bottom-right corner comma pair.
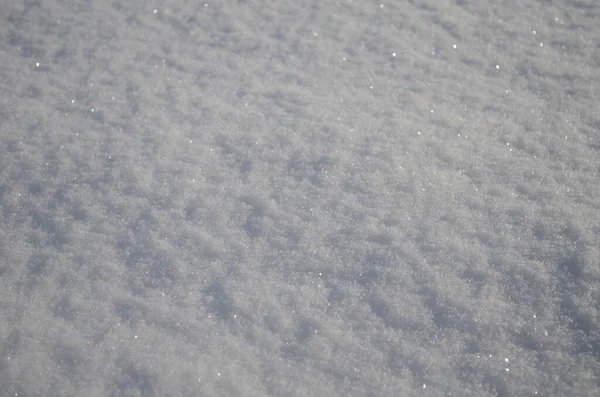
0,1 -> 599,396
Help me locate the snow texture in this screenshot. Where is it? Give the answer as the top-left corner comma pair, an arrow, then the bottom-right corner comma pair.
0,1 -> 599,396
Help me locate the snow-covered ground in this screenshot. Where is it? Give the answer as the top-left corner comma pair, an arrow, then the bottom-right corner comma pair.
1,1 -> 598,396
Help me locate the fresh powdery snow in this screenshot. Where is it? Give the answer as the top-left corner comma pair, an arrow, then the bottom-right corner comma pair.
0,1 -> 598,396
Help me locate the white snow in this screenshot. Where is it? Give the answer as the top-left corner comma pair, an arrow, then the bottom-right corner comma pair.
0,1 -> 598,396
